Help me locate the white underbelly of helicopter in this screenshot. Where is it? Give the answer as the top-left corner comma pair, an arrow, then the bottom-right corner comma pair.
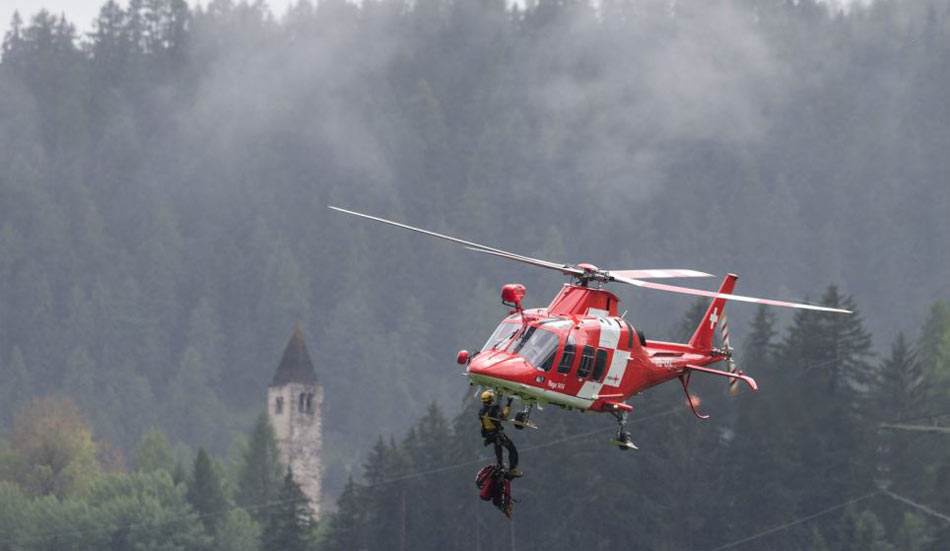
468,373 -> 594,410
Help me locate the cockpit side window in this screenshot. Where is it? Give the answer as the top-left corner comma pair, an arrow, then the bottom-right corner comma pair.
514,326 -> 559,371
557,336 -> 575,374
592,349 -> 608,381
483,321 -> 521,351
577,346 -> 595,378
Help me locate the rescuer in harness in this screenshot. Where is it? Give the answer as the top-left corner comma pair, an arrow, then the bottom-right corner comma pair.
479,390 -> 522,477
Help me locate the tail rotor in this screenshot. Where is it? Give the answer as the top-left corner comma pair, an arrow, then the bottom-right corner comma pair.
720,314 -> 741,396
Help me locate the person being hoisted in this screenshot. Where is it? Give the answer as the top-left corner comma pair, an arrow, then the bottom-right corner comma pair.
479,389 -> 522,478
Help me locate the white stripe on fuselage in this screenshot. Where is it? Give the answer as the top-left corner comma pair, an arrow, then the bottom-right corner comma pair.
586,308 -> 608,318
603,349 -> 630,386
577,380 -> 603,400
598,318 -> 621,348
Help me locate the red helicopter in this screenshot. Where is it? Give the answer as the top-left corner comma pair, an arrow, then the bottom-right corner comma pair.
330,206 -> 851,449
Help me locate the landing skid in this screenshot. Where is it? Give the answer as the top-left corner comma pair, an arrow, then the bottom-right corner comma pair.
609,410 -> 637,450
609,438 -> 639,450
484,417 -> 539,430
512,419 -> 538,430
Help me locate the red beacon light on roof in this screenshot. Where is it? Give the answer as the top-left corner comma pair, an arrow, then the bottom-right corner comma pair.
501,284 -> 526,314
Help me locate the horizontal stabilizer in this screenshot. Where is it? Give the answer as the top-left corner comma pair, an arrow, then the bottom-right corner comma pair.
685,364 -> 758,391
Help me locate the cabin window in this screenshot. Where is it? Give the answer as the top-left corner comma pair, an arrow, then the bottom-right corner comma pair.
483,321 -> 521,351
275,396 -> 283,414
557,343 -> 575,374
299,393 -> 306,413
513,327 -> 559,371
592,349 -> 608,381
577,346 -> 595,378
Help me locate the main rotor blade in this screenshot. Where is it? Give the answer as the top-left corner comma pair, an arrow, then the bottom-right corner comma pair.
609,269 -> 714,279
329,206 -> 575,274
609,274 -> 853,314
464,247 -> 585,277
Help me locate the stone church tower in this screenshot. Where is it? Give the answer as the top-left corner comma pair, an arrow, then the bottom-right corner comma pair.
267,323 -> 323,516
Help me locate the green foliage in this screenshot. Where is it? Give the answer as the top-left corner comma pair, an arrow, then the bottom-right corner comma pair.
1,396 -> 99,498
318,477 -> 364,551
895,512 -> 927,551
235,413 -> 284,524
744,305 -> 777,370
187,447 -> 228,534
841,507 -> 894,551
261,470 -> 313,551
134,428 -> 177,474
214,507 -> 261,551
0,471 -> 210,550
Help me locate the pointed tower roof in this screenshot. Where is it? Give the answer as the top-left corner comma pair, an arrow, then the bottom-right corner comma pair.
271,323 -> 318,386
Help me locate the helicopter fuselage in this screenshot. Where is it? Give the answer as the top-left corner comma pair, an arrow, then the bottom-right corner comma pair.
465,283 -> 727,412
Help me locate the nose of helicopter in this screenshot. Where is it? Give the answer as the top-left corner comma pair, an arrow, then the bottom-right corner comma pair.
467,352 -> 536,383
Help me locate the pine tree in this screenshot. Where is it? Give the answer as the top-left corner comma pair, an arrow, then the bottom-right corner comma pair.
777,286 -> 875,515
917,301 -> 950,376
1,11 -> 23,60
215,508 -> 262,551
781,285 -> 873,403
187,448 -> 228,534
361,436 -> 406,551
402,403 -> 453,550
744,305 -> 777,370
875,334 -> 924,488
319,476 -> 365,551
720,304 -> 798,545
261,470 -> 313,551
90,0 -> 129,79
236,413 -> 284,524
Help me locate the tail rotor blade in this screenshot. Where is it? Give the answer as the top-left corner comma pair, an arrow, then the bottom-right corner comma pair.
720,314 -> 740,396
720,313 -> 732,350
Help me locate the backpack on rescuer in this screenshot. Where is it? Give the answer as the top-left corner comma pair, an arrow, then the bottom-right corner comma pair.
475,464 -> 514,518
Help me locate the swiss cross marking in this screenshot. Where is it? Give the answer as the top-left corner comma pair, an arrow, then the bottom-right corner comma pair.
709,308 -> 719,330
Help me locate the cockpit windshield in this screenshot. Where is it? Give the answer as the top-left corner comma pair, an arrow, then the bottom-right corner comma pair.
482,321 -> 522,351
511,326 -> 560,371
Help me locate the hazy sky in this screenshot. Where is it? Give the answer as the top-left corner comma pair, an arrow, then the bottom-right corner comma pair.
0,0 -> 299,33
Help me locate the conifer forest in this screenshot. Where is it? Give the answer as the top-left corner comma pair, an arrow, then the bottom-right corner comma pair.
1,0 -> 950,548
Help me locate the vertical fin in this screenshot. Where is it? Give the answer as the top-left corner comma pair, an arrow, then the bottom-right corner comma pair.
687,274 -> 738,350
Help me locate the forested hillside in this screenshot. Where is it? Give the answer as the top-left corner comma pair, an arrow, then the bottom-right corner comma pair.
320,296 -> 950,550
0,0 -> 949,547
